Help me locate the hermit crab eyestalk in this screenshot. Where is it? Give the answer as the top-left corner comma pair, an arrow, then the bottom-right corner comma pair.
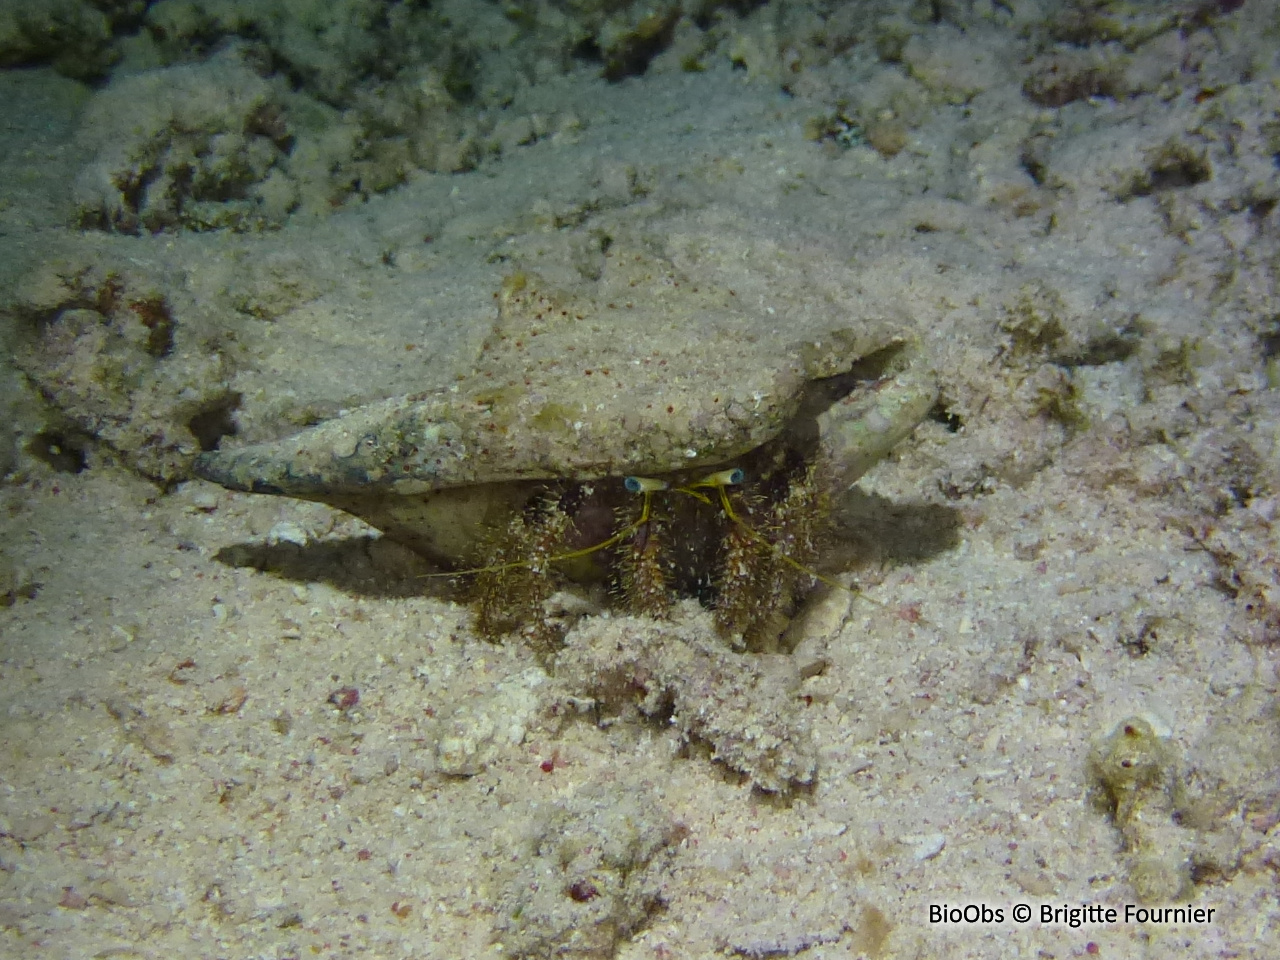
624,476 -> 669,493
689,468 -> 745,488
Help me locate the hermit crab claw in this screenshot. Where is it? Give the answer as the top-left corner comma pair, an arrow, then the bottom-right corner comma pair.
816,358 -> 939,493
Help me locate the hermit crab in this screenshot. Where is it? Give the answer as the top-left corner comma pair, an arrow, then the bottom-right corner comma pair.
195,249 -> 937,647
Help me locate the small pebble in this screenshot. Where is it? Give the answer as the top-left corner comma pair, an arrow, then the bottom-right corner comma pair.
905,832 -> 946,861
268,521 -> 309,547
189,490 -> 219,512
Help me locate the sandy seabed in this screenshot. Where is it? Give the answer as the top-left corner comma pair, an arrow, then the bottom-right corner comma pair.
3,3 -> 1280,958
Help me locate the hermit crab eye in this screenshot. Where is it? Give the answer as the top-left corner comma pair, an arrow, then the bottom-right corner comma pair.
625,476 -> 669,493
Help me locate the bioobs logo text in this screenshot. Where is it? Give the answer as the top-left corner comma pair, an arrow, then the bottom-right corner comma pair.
929,904 -> 1005,924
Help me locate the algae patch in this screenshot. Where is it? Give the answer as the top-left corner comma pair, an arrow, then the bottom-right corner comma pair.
1087,717 -> 1191,902
490,782 -> 683,960
556,608 -> 817,793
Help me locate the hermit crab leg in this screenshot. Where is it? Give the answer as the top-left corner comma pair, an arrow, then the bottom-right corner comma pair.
421,476 -> 666,578
679,468 -> 852,593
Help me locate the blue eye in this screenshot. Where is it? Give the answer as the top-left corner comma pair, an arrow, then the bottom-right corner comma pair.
726,468 -> 745,485
624,476 -> 643,492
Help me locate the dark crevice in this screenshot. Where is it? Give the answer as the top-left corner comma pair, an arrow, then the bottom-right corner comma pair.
28,430 -> 90,473
570,37 -> 602,65
602,13 -> 679,82
930,401 -> 963,433
1258,321 -> 1280,359
188,393 -> 241,452
1019,145 -> 1047,186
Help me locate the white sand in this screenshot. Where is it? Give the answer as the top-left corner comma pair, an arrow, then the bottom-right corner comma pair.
3,4 -> 1280,957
